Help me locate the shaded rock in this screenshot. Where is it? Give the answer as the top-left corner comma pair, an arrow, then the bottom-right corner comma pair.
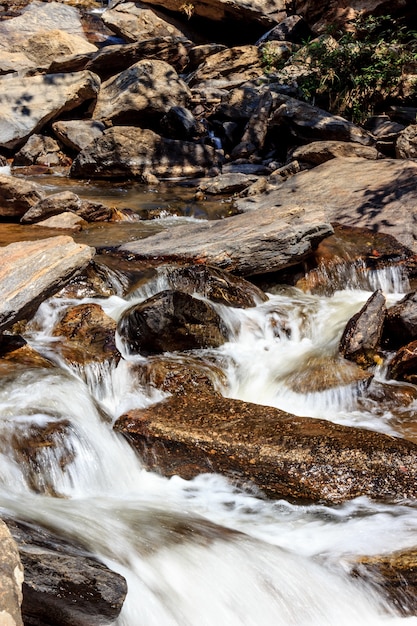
70,126 -> 220,179
86,36 -> 192,80
234,158 -> 417,252
160,106 -> 198,139
4,517 -> 127,626
161,263 -> 268,307
387,340 -> 417,385
21,191 -> 83,224
118,289 -> 228,356
0,71 -> 101,151
0,518 -> 23,626
187,43 -> 227,71
271,94 -> 375,145
93,59 -> 191,126
197,172 -> 260,195
230,89 -> 274,159
102,1 -> 197,43
383,292 -> 417,350
52,302 -> 120,366
352,547 -> 417,616
365,115 -> 405,157
291,140 -> 381,165
0,335 -> 54,373
118,205 -> 333,276
188,45 -> 264,88
52,120 -> 106,153
55,260 -> 131,300
115,392 -> 417,503
257,15 -> 311,44
285,355 -> 373,393
339,290 -> 386,368
0,174 -> 45,218
0,236 -> 95,332
13,135 -> 72,168
396,124 -> 417,159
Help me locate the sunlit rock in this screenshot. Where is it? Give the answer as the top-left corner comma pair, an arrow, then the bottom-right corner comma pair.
188,45 -> 264,88
13,134 -> 72,168
52,302 -> 120,366
0,518 -> 23,626
52,119 -> 106,153
339,290 -> 386,368
291,140 -> 380,165
0,174 -> 45,218
118,289 -> 228,356
115,392 -> 417,504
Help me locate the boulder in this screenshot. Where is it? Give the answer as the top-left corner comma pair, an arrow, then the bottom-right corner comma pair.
0,335 -> 54,373
257,14 -> 311,43
4,517 -> 127,626
34,212 -> 87,232
14,29 -> 97,69
52,302 -> 120,366
0,236 -> 95,332
117,205 -> 333,276
70,126 -> 220,179
160,106 -> 199,140
20,192 -> 116,225
290,140 -> 381,165
13,134 -> 72,168
52,120 -> 106,153
115,392 -> 417,503
0,519 -> 23,626
0,71 -> 101,150
102,1 -> 197,43
188,45 -> 264,88
387,340 -> 417,385
160,264 -> 268,307
285,355 -> 373,393
117,289 -> 229,356
0,174 -> 45,218
339,290 -> 386,368
85,36 -> 192,80
396,124 -> 417,159
383,292 -> 417,350
93,59 -> 190,126
234,157 -> 417,252
197,172 -> 260,195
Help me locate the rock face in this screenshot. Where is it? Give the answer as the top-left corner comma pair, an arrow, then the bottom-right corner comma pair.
70,126 -> 220,179
117,290 -> 229,356
92,59 -> 191,125
235,158 -> 417,252
0,237 -> 95,332
0,519 -> 23,626
0,71 -> 101,150
5,517 -> 127,626
118,205 -> 333,276
0,175 -> 45,218
115,392 -> 417,504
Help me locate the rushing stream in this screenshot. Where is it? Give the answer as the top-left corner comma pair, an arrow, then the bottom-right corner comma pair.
2,178 -> 417,624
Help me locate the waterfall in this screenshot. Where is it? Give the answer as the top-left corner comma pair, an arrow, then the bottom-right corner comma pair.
1,273 -> 417,625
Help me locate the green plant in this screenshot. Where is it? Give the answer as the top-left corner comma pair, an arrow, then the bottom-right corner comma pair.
295,15 -> 417,123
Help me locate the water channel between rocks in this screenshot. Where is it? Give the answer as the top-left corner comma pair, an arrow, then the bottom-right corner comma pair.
2,173 -> 417,625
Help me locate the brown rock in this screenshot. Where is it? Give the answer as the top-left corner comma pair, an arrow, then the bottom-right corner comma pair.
0,518 -> 23,626
115,392 -> 417,503
117,290 -> 228,356
188,45 -> 264,88
339,290 -> 386,368
291,140 -> 381,165
396,124 -> 417,159
285,355 -> 373,393
52,120 -> 106,153
13,134 -> 72,168
52,302 -> 120,366
387,340 -> 417,385
21,191 -> 82,224
383,291 -> 417,350
0,174 -> 45,218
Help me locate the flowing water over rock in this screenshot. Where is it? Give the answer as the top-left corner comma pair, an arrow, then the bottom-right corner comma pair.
2,180 -> 417,624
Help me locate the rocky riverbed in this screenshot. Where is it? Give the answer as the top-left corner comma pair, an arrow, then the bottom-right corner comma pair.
2,0 -> 417,623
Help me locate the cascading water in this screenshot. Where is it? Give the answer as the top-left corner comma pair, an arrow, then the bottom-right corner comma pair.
1,261 -> 417,625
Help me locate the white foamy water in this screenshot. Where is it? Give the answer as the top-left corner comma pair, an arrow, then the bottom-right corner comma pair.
0,265 -> 416,625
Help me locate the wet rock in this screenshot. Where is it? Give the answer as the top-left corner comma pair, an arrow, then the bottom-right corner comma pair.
102,1 -> 197,43
86,36 -> 192,80
270,94 -> 375,145
52,303 -> 120,366
34,212 -> 87,232
93,59 -> 191,126
4,517 -> 127,626
161,264 -> 268,307
117,290 -> 228,356
0,236 -> 95,332
339,290 -> 386,368
290,140 -> 381,165
160,106 -> 198,140
235,158 -> 417,252
55,260 -> 130,300
0,518 -> 23,626
13,134 -> 72,168
0,70 -> 101,150
70,126 -> 220,179
352,548 -> 417,616
21,192 -> 117,225
52,120 -> 106,153
387,340 -> 417,385
0,174 -> 45,218
285,355 -> 373,393
0,335 -> 54,372
118,205 -> 333,276
382,292 -> 417,350
188,45 -> 264,88
115,392 -> 417,503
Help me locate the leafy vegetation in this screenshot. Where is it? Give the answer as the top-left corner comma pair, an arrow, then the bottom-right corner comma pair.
285,15 -> 417,123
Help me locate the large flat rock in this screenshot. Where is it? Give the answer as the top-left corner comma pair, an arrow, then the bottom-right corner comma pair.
118,205 -> 333,275
235,157 -> 417,251
0,236 -> 95,332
